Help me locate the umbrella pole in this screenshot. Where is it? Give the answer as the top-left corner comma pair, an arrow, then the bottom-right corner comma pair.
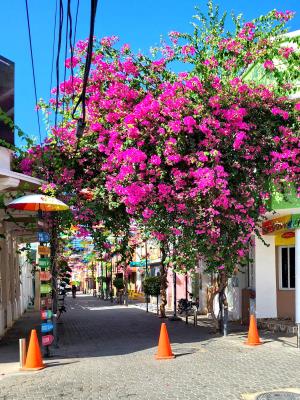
38,204 -> 43,220
50,216 -> 59,348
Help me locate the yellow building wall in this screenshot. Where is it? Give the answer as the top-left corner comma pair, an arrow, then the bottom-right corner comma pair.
275,232 -> 295,319
275,235 -> 295,246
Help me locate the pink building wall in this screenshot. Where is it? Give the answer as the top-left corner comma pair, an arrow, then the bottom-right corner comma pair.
166,270 -> 189,309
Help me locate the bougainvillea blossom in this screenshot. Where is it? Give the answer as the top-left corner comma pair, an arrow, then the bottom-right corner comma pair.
19,4 -> 300,276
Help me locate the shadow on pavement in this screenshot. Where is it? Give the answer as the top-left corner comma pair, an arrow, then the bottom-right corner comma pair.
1,294 -> 295,365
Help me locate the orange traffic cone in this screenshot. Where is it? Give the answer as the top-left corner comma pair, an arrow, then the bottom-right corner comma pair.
155,323 -> 175,360
22,329 -> 45,370
245,315 -> 262,346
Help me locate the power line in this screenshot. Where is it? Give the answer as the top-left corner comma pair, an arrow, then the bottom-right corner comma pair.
73,0 -> 80,50
68,0 -> 76,99
73,0 -> 98,139
25,0 -> 42,146
63,2 -> 70,85
49,0 -> 58,99
81,0 -> 98,123
62,0 -> 70,120
55,0 -> 64,128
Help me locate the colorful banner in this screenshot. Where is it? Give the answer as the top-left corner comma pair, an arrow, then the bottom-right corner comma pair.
38,236 -> 54,352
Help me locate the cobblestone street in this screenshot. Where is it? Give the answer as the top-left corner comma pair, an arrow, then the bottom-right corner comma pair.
1,294 -> 300,400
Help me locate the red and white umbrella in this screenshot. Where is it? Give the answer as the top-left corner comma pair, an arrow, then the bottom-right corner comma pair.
7,194 -> 69,212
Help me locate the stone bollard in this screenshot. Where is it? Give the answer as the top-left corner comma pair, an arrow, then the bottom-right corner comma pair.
19,338 -> 26,368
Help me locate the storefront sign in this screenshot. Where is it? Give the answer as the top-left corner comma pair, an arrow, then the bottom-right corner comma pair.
41,310 -> 53,319
40,271 -> 52,281
290,214 -> 300,229
130,260 -> 150,267
38,245 -> 50,256
262,214 -> 300,235
42,334 -> 54,346
262,215 -> 290,234
40,283 -> 52,294
41,322 -> 53,333
281,231 -> 295,239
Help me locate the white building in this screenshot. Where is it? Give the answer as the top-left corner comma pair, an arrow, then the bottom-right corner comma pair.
255,198 -> 300,321
0,146 -> 42,337
245,30 -> 300,322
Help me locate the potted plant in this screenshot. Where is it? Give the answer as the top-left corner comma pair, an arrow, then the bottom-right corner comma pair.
143,276 -> 161,314
113,277 -> 125,303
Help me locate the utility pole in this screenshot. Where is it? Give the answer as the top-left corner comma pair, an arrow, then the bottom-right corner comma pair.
105,264 -> 108,299
145,239 -> 149,313
110,257 -> 113,303
185,273 -> 188,324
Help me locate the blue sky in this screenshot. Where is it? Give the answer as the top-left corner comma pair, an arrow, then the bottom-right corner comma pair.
0,0 -> 299,147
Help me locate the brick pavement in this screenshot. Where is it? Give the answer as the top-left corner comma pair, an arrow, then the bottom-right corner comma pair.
0,294 -> 300,400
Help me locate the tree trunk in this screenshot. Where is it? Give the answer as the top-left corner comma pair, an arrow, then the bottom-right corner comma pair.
123,263 -> 128,306
207,276 -> 219,331
207,272 -> 229,334
123,251 -> 133,307
50,217 -> 59,315
217,271 -> 229,336
50,215 -> 59,350
159,244 -> 168,318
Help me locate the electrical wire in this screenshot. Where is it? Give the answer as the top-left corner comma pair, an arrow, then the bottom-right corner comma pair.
25,0 -> 42,146
67,0 -> 75,99
55,0 -> 64,128
62,1 -> 70,121
73,0 -> 80,50
81,0 -> 98,122
49,0 -> 58,99
72,0 -> 98,135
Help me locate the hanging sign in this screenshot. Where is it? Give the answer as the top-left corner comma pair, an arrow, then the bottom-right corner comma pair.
38,245 -> 51,255
130,260 -> 150,267
40,297 -> 52,308
38,231 -> 50,243
42,334 -> 54,346
40,283 -> 52,294
41,310 -> 53,319
262,214 -> 300,235
41,322 -> 53,333
262,215 -> 291,235
39,258 -> 50,269
40,271 -> 52,281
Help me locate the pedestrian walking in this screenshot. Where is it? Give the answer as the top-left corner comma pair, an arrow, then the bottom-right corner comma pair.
71,285 -> 77,298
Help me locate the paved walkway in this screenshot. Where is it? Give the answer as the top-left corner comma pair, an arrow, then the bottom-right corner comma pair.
0,294 -> 300,399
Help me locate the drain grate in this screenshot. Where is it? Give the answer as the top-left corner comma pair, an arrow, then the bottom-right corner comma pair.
256,393 -> 300,400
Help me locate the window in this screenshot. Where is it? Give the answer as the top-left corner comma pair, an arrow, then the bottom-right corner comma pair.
279,246 -> 295,289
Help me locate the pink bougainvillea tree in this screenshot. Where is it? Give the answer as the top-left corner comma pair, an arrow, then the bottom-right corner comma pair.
17,2 -> 300,321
